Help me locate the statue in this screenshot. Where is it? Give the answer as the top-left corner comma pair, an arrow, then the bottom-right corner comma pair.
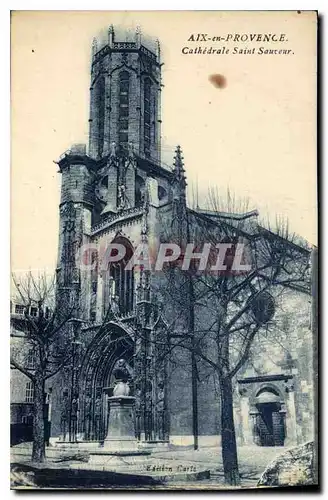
84,395 -> 92,440
70,394 -> 79,443
94,395 -> 102,440
112,359 -> 131,396
128,141 -> 134,159
111,294 -> 120,314
134,387 -> 142,440
156,383 -> 165,440
60,392 -> 69,442
100,361 -> 142,452
145,389 -> 153,441
118,184 -> 126,210
110,141 -> 116,158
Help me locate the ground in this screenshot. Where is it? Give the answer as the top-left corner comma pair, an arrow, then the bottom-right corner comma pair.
11,442 -> 284,489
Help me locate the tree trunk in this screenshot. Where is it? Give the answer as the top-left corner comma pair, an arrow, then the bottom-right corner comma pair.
219,375 -> 240,486
32,375 -> 45,462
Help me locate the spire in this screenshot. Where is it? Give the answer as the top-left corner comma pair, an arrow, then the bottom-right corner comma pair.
141,178 -> 150,239
137,177 -> 151,306
171,145 -> 187,245
156,38 -> 161,61
196,174 -> 200,210
172,145 -> 187,191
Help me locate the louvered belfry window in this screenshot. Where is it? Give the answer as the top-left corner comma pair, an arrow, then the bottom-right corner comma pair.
96,76 -> 105,157
144,78 -> 151,157
119,71 -> 130,152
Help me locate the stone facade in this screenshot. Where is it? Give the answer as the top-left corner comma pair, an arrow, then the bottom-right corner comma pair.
234,291 -> 314,447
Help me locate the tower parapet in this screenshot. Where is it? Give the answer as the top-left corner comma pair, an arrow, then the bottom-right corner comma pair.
58,144 -> 95,208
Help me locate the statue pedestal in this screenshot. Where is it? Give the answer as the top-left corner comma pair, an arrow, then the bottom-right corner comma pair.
104,396 -> 137,451
88,394 -> 150,468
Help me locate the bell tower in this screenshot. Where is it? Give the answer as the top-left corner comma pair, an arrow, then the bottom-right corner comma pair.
88,25 -> 162,162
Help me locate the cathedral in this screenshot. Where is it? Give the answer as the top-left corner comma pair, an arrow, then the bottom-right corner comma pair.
46,26 -> 314,449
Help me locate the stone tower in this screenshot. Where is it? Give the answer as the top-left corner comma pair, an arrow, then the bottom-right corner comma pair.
89,25 -> 162,162
52,27 -> 175,442
56,27 -> 165,315
56,143 -> 94,317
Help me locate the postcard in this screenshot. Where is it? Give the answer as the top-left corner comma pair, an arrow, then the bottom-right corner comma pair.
10,10 -> 318,490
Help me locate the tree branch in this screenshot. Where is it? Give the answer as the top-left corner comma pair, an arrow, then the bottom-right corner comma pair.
10,357 -> 36,382
229,324 -> 261,378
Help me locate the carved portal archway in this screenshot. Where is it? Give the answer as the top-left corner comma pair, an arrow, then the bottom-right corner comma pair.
78,322 -> 134,442
77,318 -> 169,443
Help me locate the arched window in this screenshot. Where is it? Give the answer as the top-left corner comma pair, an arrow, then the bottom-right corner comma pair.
255,387 -> 281,404
103,237 -> 134,315
96,76 -> 105,157
118,71 -> 130,152
144,78 -> 152,157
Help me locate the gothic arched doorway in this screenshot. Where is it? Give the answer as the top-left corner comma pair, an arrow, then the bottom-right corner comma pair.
253,388 -> 286,447
79,322 -> 134,442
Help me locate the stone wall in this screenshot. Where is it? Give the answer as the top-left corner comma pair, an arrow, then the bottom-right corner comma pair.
235,289 -> 314,446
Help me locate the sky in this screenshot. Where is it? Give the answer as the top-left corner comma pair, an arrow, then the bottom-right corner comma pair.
11,10 -> 317,273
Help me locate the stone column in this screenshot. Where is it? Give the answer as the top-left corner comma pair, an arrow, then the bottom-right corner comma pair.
240,396 -> 253,445
251,408 -> 261,446
102,154 -> 118,215
233,399 -> 243,446
95,273 -> 104,322
250,411 -> 260,445
285,392 -> 298,446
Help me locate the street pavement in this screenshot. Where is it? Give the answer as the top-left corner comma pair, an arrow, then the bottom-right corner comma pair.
11,443 -> 284,488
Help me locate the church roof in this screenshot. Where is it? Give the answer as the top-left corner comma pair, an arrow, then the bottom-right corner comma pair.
196,208 -> 259,221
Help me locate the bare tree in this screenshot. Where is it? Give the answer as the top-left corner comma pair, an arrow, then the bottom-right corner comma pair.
10,271 -> 140,462
155,189 -> 311,485
10,271 -> 78,463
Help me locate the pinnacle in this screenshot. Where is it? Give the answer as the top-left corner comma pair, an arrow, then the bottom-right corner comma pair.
108,25 -> 115,44
156,38 -> 161,55
173,145 -> 185,173
92,37 -> 98,55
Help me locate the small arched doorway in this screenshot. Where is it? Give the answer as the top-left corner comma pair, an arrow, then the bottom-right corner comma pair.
253,388 -> 286,447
